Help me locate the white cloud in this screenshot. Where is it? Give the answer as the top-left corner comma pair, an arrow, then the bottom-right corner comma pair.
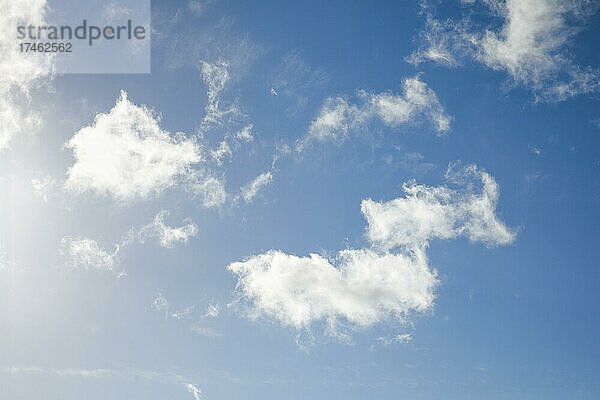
0,0 -> 54,152
370,77 -> 451,132
153,291 -> 170,315
184,383 -> 203,400
407,16 -> 475,67
204,302 -> 220,318
62,210 -> 197,273
186,302 -> 222,337
228,164 -> 514,338
0,99 -> 42,151
153,291 -> 197,321
172,305 -> 196,320
377,333 -> 413,346
189,174 -> 227,208
188,0 -> 215,16
241,171 -> 273,203
301,97 -> 363,146
0,0 -> 53,93
101,3 -> 132,23
31,176 -> 59,202
411,0 -> 600,101
211,140 -> 232,164
229,249 -> 437,330
65,91 -> 201,201
298,76 -> 450,150
478,0 -> 600,100
362,164 -> 516,251
480,1 -> 585,91
0,365 -> 202,399
236,124 -> 254,142
0,366 -> 114,379
61,237 -> 118,271
138,210 -> 198,248
200,60 -> 239,126
201,60 -> 228,105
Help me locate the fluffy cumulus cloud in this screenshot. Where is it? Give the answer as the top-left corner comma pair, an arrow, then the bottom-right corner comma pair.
138,210 -> 198,248
62,67 -> 260,207
64,91 -> 202,201
228,165 -> 514,338
241,171 -> 273,203
297,76 -> 450,150
362,164 -> 516,251
229,249 -> 436,330
0,0 -> 54,151
61,237 -> 118,271
410,0 -> 600,101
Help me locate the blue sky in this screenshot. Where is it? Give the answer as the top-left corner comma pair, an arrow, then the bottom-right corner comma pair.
1,0 -> 600,399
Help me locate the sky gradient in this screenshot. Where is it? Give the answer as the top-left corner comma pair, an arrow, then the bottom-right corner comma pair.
1,0 -> 600,399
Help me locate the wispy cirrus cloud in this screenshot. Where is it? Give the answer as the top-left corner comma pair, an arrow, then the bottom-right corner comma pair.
269,49 -> 329,113
241,171 -> 273,203
297,76 -> 451,151
61,237 -> 119,271
229,164 -> 514,341
61,210 -> 199,272
152,291 -> 222,339
188,0 -> 216,16
0,365 -> 202,400
152,291 -> 198,321
138,210 -> 198,248
410,0 -> 600,101
200,60 -> 239,128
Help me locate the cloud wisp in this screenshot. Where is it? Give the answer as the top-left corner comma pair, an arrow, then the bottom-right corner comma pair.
241,171 -> 273,203
297,76 -> 451,151
61,237 -> 120,271
200,60 -> 238,128
228,164 -> 515,341
152,292 -> 223,339
0,365 -> 202,399
410,0 -> 600,101
138,210 -> 198,248
61,210 -> 198,272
